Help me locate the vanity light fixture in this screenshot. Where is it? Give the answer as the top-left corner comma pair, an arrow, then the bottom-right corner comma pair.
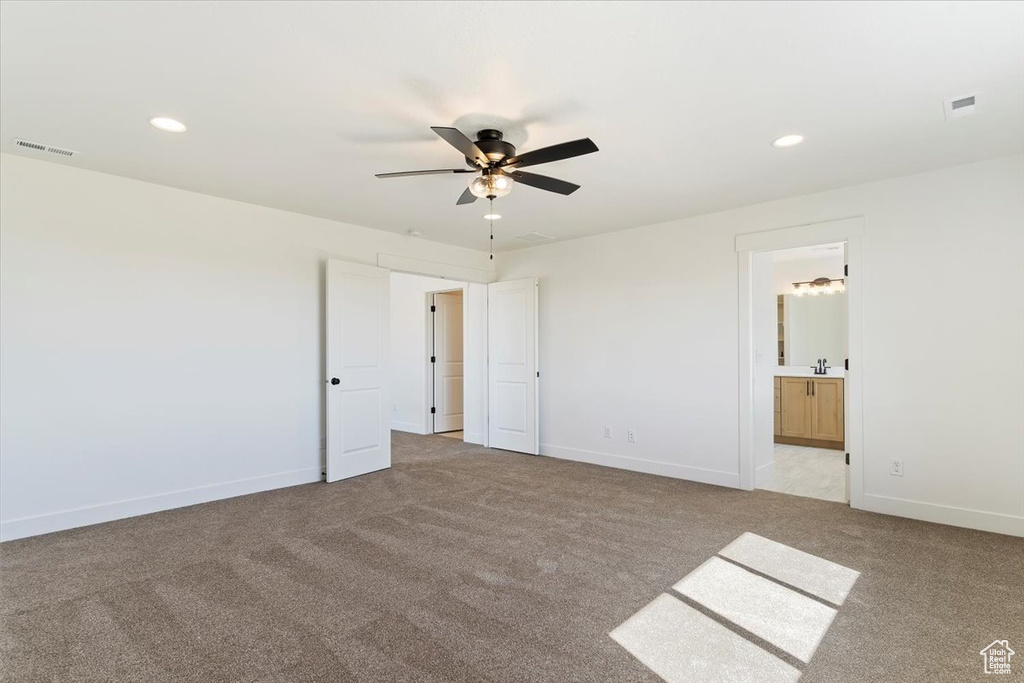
792,277 -> 845,296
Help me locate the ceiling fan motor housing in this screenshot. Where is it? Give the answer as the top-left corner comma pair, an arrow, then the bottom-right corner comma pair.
469,129 -> 516,166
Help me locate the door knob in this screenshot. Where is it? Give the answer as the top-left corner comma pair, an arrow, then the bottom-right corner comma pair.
330,377 -> 340,385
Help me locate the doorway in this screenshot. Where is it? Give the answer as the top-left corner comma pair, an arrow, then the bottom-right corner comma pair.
736,217 -> 864,508
325,262 -> 540,483
756,242 -> 848,502
387,272 -> 471,443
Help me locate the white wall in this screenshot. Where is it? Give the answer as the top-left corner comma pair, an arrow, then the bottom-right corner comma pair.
0,154 -> 491,540
389,272 -> 462,435
499,154 -> 1024,536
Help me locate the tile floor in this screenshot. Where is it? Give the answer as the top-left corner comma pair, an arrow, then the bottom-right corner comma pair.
758,444 -> 846,503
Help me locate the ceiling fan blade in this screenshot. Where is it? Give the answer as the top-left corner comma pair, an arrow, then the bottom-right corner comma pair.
456,187 -> 478,205
507,170 -> 580,195
375,168 -> 476,178
431,127 -> 490,167
500,138 -> 598,169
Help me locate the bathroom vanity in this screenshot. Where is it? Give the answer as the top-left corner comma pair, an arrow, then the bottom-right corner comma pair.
773,369 -> 845,450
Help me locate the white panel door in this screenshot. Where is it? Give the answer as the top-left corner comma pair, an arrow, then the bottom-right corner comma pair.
432,291 -> 464,433
488,278 -> 538,454
325,259 -> 390,483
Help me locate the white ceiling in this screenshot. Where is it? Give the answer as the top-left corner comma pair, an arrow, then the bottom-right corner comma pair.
2,2 -> 1022,252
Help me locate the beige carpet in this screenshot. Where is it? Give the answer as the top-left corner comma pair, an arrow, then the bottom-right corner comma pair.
1,432 -> 1021,682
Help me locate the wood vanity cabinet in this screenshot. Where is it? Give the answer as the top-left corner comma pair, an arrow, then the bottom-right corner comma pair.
774,376 -> 844,450
810,379 -> 844,443
773,378 -> 782,436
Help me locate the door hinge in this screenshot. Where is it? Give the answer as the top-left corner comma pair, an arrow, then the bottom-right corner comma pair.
430,406 -> 436,414
430,356 -> 436,363
430,305 -> 436,312
845,453 -> 850,465
536,371 -> 540,378
844,358 -> 849,370
844,264 -> 848,277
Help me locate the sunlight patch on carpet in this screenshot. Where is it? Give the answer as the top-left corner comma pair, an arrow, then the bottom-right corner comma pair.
611,532 -> 860,680
673,557 -> 836,663
610,593 -> 801,683
719,532 -> 859,606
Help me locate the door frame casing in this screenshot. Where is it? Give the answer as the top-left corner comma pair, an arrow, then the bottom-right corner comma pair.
736,216 -> 864,509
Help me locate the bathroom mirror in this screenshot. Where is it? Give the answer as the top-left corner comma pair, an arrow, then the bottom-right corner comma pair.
777,291 -> 846,367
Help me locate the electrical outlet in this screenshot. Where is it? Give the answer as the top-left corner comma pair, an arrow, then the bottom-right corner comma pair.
627,429 -> 637,444
890,458 -> 904,476
603,426 -> 612,439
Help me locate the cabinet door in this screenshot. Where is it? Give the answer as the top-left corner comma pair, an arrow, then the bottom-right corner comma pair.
811,379 -> 845,442
779,377 -> 811,438
773,379 -> 782,436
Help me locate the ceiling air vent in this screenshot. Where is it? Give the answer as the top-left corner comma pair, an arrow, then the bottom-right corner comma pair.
12,138 -> 79,157
514,232 -> 555,243
944,94 -> 978,121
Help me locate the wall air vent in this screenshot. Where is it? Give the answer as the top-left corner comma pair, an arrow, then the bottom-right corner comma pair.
514,232 -> 555,243
944,93 -> 978,121
12,138 -> 79,157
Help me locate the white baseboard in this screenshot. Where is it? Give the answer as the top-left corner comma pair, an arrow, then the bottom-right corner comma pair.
0,467 -> 322,542
540,444 -> 740,489
755,460 -> 775,488
391,420 -> 427,435
861,493 -> 1024,537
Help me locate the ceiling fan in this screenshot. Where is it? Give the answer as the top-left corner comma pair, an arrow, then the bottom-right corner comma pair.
375,127 -> 599,205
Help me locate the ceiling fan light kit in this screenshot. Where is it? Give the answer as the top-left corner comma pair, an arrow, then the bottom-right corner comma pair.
376,126 -> 598,205
469,169 -> 513,199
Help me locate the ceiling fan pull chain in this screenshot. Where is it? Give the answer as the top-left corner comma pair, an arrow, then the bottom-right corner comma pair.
489,199 -> 494,261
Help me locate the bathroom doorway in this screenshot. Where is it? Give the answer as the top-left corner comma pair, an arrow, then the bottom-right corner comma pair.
757,241 -> 848,502
736,215 -> 865,506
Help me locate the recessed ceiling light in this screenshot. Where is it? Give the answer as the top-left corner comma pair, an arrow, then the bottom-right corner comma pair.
772,134 -> 804,148
150,117 -> 187,133
407,229 -> 422,237
483,213 -> 502,220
